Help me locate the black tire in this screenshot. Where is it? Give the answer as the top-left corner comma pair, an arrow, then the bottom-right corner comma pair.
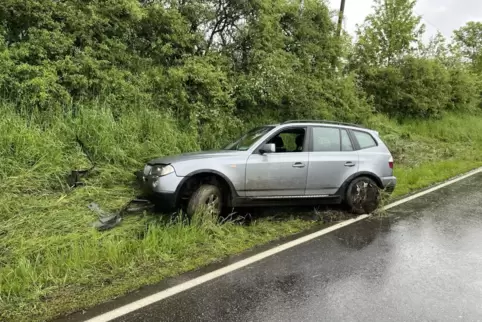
345,176 -> 381,215
186,184 -> 223,217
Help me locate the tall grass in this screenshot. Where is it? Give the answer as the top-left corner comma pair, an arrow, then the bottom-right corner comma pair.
369,113 -> 482,195
0,104 -> 308,321
1,104 -> 482,321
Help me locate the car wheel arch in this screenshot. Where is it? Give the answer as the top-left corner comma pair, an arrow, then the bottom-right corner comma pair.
174,170 -> 237,208
336,171 -> 384,200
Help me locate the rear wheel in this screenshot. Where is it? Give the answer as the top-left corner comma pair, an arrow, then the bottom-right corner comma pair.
186,184 -> 223,217
345,176 -> 380,215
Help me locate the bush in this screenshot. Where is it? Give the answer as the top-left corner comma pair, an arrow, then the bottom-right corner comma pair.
447,66 -> 481,111
360,57 -> 452,118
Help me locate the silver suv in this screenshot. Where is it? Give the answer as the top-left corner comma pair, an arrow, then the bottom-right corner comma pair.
137,120 -> 396,216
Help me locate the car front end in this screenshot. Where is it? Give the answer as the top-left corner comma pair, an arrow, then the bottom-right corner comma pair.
136,163 -> 183,210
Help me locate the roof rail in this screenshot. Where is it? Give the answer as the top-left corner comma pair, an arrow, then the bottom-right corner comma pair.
282,120 -> 367,129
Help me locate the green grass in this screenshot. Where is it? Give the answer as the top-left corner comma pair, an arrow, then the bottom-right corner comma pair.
370,113 -> 482,196
1,106 -> 482,322
393,160 -> 482,197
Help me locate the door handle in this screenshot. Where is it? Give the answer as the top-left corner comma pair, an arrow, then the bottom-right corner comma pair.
344,161 -> 356,167
292,162 -> 305,168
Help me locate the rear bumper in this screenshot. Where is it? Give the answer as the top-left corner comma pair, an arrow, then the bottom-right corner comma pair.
381,176 -> 397,194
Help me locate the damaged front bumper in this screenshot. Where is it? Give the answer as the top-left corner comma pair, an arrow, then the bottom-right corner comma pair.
135,170 -> 179,210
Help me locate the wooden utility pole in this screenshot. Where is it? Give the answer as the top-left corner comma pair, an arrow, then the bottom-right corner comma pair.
336,0 -> 346,37
332,0 -> 346,69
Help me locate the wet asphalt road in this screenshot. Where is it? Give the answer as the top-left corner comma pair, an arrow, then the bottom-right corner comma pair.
107,174 -> 482,322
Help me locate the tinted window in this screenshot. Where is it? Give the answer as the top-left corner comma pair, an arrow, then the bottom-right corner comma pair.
267,128 -> 306,153
353,130 -> 377,149
341,129 -> 354,151
312,127 -> 340,152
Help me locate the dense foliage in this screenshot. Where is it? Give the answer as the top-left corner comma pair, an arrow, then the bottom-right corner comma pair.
0,1 -> 360,126
0,0 -> 480,129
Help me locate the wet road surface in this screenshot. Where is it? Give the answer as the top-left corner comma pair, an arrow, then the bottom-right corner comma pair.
98,174 -> 482,321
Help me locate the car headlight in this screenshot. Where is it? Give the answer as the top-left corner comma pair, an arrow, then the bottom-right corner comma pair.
149,165 -> 175,177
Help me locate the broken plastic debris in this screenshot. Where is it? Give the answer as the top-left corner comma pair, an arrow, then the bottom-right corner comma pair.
88,199 -> 154,231
88,203 -> 123,231
92,214 -> 122,231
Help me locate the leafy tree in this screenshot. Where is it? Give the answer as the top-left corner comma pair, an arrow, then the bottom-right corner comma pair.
348,0 -> 481,118
352,0 -> 425,67
419,31 -> 448,60
453,21 -> 482,71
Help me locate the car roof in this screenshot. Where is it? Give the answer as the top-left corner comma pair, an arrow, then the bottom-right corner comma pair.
269,120 -> 379,136
281,120 -> 366,128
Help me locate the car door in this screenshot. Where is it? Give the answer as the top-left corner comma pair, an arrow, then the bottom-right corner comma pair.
245,126 -> 309,197
305,126 -> 359,196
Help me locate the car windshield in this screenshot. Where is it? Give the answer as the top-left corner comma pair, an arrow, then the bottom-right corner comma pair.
224,126 -> 274,151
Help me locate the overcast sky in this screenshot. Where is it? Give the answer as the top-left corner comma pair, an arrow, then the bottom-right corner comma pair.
326,0 -> 482,41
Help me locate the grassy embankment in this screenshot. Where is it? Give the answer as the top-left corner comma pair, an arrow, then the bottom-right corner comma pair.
1,106 -> 481,321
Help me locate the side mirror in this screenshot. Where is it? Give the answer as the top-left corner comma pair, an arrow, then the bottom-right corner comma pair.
260,143 -> 276,154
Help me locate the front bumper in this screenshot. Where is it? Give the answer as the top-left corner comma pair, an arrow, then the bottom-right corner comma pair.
147,191 -> 177,210
135,170 -> 182,210
381,176 -> 397,194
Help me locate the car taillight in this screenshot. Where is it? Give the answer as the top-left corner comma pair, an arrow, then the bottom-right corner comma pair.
389,156 -> 394,169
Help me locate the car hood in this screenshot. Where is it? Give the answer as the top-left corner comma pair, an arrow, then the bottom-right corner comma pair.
147,150 -> 243,165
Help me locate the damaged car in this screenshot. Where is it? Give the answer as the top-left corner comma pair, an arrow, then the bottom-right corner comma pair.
137,120 -> 397,216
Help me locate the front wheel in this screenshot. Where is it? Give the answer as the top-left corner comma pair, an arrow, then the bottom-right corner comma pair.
345,176 -> 381,215
186,184 -> 223,217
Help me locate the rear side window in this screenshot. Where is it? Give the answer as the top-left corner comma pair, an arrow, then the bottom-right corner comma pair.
312,127 -> 340,152
353,130 -> 377,149
341,129 -> 353,151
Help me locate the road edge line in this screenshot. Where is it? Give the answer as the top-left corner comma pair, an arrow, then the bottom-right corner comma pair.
85,166 -> 482,322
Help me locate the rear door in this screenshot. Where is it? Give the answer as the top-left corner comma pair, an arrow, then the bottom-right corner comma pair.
245,126 -> 309,197
305,126 -> 359,196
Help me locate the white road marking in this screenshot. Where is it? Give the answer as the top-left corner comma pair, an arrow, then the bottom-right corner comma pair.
85,167 -> 482,322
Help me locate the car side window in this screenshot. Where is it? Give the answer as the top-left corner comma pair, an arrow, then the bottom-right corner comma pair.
341,129 -> 354,151
353,130 -> 377,149
312,127 -> 340,152
267,128 -> 306,153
